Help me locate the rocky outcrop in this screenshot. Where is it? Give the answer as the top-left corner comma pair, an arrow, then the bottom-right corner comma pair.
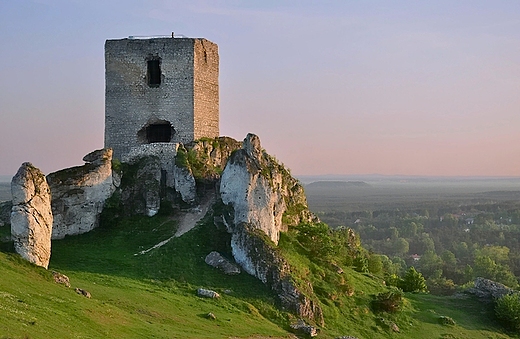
204,251 -> 241,275
173,145 -> 198,205
10,163 -> 53,268
290,319 -> 319,337
468,277 -> 513,301
218,134 -> 323,324
119,156 -> 162,217
184,137 -> 242,182
47,149 -> 115,239
220,134 -> 315,245
231,223 -> 323,324
122,143 -> 177,201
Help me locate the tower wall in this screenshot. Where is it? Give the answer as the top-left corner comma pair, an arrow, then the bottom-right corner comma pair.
104,37 -> 219,160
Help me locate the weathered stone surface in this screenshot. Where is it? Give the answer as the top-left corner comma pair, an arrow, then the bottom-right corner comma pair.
231,223 -> 323,325
10,163 -> 53,268
122,143 -> 177,195
52,271 -> 71,287
218,134 -> 322,324
197,288 -> 220,299
187,137 -> 242,179
75,288 -> 91,298
220,134 -> 315,245
220,134 -> 283,243
47,149 -> 115,239
174,145 -> 198,205
204,251 -> 241,275
105,37 -> 219,161
290,319 -> 319,337
468,277 -> 513,300
120,156 -> 162,217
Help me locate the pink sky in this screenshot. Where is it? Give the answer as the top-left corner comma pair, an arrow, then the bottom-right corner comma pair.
0,1 -> 519,177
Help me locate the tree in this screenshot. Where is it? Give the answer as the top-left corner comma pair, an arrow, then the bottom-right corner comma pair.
400,267 -> 428,293
418,250 -> 443,279
495,294 -> 520,331
368,254 -> 384,275
477,246 -> 510,265
391,237 -> 409,257
297,222 -> 334,260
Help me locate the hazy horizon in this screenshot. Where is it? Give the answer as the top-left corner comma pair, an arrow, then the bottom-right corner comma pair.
1,1 -> 519,177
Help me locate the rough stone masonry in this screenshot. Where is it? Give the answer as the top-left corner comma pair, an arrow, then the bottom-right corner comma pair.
104,36 -> 219,161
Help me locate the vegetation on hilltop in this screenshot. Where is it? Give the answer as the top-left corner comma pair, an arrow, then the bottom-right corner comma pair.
1,143 -> 520,338
0,208 -> 517,338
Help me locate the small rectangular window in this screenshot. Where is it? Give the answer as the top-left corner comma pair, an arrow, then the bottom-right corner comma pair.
147,60 -> 161,86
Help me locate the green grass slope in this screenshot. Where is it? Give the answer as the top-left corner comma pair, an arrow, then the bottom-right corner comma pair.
0,212 -> 518,338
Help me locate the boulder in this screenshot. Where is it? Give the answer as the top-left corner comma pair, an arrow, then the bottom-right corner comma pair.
10,163 -> 53,268
52,271 -> 71,287
204,251 -> 241,275
75,288 -> 91,298
47,148 -> 115,239
197,288 -> 220,299
290,319 -> 319,337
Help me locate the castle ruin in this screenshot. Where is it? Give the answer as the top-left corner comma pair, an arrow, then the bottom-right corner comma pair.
104,36 -> 219,160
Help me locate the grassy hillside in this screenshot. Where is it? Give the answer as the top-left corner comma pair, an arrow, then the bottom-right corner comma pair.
0,212 -> 518,338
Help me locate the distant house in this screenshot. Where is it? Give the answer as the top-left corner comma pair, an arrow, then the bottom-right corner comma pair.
465,218 -> 474,225
411,254 -> 421,262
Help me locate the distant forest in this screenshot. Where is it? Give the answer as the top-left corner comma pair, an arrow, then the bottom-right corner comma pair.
305,178 -> 520,293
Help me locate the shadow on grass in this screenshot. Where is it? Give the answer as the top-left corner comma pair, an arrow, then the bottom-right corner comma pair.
407,293 -> 504,332
48,214 -> 277,303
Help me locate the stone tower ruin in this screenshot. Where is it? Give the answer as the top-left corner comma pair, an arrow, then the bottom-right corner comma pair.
104,36 -> 219,160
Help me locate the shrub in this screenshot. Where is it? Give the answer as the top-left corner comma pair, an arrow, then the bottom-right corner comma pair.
495,293 -> 520,331
353,255 -> 369,273
400,267 -> 428,293
373,288 -> 403,313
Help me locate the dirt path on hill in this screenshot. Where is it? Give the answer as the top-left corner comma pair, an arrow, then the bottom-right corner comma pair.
134,190 -> 216,256
174,190 -> 216,237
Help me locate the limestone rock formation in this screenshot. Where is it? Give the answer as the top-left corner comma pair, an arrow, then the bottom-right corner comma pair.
185,137 -> 242,181
204,251 -> 241,275
220,134 -> 314,245
173,145 -> 198,205
119,156 -> 162,217
47,149 -> 115,239
218,134 -> 322,324
231,222 -> 323,324
52,271 -> 71,287
197,288 -> 220,299
122,143 -> 177,201
468,277 -> 513,301
10,162 -> 53,268
290,319 -> 319,337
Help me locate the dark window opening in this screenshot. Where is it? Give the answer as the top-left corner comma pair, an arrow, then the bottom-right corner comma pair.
146,123 -> 171,143
147,59 -> 161,87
